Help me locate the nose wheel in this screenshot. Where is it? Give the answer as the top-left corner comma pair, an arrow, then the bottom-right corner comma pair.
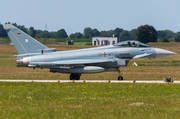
117,68 -> 123,80
70,73 -> 81,80
118,76 -> 123,80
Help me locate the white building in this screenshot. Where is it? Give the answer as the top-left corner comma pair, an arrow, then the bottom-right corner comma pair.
92,37 -> 118,46
92,37 -> 135,46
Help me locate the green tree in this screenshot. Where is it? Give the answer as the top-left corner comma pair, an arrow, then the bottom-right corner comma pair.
174,37 -> 179,42
0,24 -> 7,37
175,32 -> 180,39
162,37 -> 169,42
119,30 -> 131,38
56,29 -> 68,38
6,22 -> 11,24
157,30 -> 166,39
165,30 -> 174,38
69,33 -> 76,38
107,30 -> 114,37
41,31 -> 51,38
49,31 -> 57,38
135,25 -> 157,43
83,27 -> 92,38
157,30 -> 175,39
92,29 -> 100,37
29,27 -> 36,37
100,31 -> 108,37
129,29 -> 137,38
12,23 -> 17,27
18,25 -> 28,34
114,28 -> 123,37
75,32 -> 83,38
35,30 -> 43,38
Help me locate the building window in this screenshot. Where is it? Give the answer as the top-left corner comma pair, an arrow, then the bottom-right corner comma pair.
94,41 -> 96,45
113,41 -> 115,44
108,41 -> 110,45
96,39 -> 99,45
104,40 -> 108,45
101,41 -> 103,45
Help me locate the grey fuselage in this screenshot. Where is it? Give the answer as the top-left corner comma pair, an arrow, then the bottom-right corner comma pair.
29,45 -> 156,65
17,43 -> 156,74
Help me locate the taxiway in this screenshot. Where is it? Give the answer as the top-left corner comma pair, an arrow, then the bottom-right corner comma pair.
0,80 -> 180,83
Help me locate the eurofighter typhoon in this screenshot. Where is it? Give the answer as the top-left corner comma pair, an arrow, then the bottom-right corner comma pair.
3,24 -> 177,80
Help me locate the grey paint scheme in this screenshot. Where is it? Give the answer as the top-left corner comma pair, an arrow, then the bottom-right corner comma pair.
3,24 -> 177,80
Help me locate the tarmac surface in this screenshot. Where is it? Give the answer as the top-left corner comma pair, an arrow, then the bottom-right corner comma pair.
0,80 -> 180,83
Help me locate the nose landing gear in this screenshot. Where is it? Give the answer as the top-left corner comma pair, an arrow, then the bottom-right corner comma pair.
118,76 -> 123,80
118,69 -> 123,80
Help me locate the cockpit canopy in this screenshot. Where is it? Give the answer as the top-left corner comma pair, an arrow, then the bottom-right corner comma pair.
113,41 -> 151,47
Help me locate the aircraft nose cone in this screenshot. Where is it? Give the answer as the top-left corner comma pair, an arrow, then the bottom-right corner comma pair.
155,48 -> 177,58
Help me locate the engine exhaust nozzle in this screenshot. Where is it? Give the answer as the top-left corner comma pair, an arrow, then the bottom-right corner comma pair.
16,57 -> 29,67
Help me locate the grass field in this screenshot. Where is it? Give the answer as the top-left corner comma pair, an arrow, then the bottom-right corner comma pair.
0,82 -> 180,118
0,43 -> 180,118
73,42 -> 90,45
0,37 -> 10,42
0,43 -> 180,80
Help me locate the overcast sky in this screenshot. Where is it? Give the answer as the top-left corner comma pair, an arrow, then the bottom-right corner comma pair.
1,0 -> 180,34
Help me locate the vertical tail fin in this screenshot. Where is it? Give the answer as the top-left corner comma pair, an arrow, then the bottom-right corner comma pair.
3,24 -> 48,54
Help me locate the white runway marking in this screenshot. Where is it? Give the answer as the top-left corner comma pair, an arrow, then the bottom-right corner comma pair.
0,80 -> 180,83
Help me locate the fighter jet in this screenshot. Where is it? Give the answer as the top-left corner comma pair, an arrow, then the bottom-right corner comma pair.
3,24 -> 177,80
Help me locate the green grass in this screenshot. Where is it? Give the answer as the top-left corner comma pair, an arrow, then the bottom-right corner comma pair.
129,60 -> 180,66
0,82 -> 180,118
0,43 -> 180,118
1,54 -> 180,80
0,37 -> 10,42
148,42 -> 180,46
55,38 -> 92,42
0,59 -> 16,67
74,42 -> 90,45
0,44 -> 180,80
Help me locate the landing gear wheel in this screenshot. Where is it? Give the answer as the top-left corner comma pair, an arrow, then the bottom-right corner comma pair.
70,74 -> 80,80
118,76 -> 123,80
117,68 -> 123,80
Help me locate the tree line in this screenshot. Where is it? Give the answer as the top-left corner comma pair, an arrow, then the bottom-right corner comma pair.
0,22 -> 180,42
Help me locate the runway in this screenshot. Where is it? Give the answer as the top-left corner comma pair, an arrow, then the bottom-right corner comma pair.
0,80 -> 180,83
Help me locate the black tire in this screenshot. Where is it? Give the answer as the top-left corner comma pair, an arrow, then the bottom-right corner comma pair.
70,74 -> 79,80
118,76 -> 123,80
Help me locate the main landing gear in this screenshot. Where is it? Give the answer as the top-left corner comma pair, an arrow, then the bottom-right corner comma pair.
69,70 -> 123,81
70,73 -> 81,80
118,69 -> 123,80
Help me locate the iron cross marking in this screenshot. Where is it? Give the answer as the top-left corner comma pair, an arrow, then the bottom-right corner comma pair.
103,52 -> 107,57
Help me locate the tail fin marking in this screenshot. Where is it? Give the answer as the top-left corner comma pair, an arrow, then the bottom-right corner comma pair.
3,24 -> 48,54
11,31 -> 28,53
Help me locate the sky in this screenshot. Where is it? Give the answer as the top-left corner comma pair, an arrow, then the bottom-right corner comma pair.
1,0 -> 180,35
